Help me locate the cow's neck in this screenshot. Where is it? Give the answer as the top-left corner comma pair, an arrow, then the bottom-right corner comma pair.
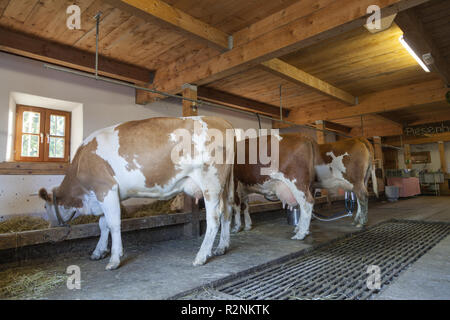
56,175 -> 85,208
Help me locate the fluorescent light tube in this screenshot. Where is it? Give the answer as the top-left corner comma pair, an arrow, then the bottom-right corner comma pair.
399,35 -> 430,72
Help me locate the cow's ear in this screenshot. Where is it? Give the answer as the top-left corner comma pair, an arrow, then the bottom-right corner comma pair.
39,188 -> 51,202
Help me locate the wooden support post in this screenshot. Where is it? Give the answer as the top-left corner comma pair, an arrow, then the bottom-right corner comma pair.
181,83 -> 200,238
180,84 -> 200,237
315,120 -> 326,144
404,144 -> 412,169
438,141 -> 447,173
182,84 -> 198,117
373,136 -> 385,193
314,120 -> 330,205
182,195 -> 200,238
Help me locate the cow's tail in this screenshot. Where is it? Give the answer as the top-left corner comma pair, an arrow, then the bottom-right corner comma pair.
370,160 -> 379,198
360,138 -> 379,198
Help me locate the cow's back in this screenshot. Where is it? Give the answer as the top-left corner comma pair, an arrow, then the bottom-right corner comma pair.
235,133 -> 316,189
60,116 -> 233,201
316,137 -> 372,187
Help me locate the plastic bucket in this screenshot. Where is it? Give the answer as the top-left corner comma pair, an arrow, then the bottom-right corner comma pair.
385,186 -> 399,202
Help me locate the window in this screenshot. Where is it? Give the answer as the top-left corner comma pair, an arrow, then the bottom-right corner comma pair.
14,105 -> 71,162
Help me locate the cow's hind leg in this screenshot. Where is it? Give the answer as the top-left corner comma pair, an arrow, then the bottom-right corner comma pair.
243,197 -> 252,231
100,187 -> 123,270
292,190 -> 314,240
194,197 -> 221,266
215,200 -> 232,256
353,188 -> 369,228
90,216 -> 110,260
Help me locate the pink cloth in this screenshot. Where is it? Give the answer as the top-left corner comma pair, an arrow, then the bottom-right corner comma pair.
386,177 -> 421,197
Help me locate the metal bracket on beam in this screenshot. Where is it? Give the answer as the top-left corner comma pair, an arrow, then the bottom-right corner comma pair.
181,83 -> 198,92
227,35 -> 234,50
355,96 -> 359,105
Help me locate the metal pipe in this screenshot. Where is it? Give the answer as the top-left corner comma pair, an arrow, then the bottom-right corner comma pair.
43,63 -> 401,146
279,84 -> 283,121
93,12 -> 102,79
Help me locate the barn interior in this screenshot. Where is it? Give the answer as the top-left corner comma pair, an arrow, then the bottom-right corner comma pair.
0,0 -> 449,300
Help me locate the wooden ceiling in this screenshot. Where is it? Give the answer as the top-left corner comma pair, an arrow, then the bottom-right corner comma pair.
0,0 -> 449,139
0,0 -> 220,71
206,23 -> 440,110
416,0 -> 450,63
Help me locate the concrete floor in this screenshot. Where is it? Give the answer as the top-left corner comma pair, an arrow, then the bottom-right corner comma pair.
2,196 -> 450,300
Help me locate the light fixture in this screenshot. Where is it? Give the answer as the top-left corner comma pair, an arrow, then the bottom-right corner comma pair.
399,35 -> 430,72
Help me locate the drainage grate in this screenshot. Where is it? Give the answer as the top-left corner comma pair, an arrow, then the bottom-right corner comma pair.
177,220 -> 450,300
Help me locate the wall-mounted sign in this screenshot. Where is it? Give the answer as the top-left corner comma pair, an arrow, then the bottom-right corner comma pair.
404,121 -> 450,136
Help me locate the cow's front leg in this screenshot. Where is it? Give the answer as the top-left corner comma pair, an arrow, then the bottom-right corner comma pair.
231,204 -> 242,233
100,188 -> 123,270
90,216 -> 110,260
194,198 -> 220,266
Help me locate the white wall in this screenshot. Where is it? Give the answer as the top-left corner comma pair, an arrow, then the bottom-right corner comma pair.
0,52 -> 269,218
397,142 -> 450,173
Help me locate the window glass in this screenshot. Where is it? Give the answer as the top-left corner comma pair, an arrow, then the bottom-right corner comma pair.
49,137 -> 65,158
21,134 -> 39,157
50,115 -> 65,136
22,111 -> 40,134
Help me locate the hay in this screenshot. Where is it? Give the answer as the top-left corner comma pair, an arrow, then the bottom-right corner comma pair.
0,199 -> 179,234
68,215 -> 100,225
122,199 -> 179,219
0,216 -> 48,233
0,267 -> 66,299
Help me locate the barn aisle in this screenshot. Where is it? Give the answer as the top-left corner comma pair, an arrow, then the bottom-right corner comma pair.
1,196 -> 448,300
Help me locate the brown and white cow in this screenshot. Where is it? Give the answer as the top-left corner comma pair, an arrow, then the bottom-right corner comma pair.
313,137 -> 377,228
38,116 -> 234,270
232,133 -> 317,239
234,136 -> 377,234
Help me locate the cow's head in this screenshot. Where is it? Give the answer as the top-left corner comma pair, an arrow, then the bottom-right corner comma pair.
39,188 -> 77,227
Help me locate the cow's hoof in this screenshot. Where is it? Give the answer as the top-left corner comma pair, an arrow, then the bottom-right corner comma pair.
193,256 -> 207,266
243,225 -> 252,231
90,249 -> 110,260
214,246 -> 228,256
105,259 -> 120,270
231,226 -> 242,234
291,230 -> 309,240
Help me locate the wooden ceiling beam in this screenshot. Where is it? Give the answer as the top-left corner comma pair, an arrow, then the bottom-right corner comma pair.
286,79 -> 447,124
107,0 -> 229,50
350,123 -> 403,137
120,0 -> 360,107
407,113 -> 450,126
132,0 -> 428,103
384,132 -> 450,146
197,87 -> 289,118
260,59 -> 356,105
321,121 -> 352,135
396,8 -> 450,86
0,26 -> 153,85
368,114 -> 403,128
